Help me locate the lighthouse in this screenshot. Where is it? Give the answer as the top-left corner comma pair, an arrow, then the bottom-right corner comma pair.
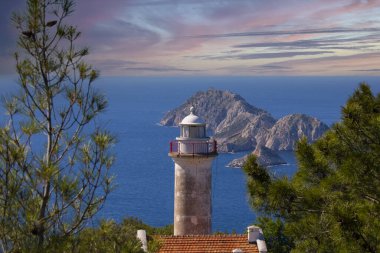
169,107 -> 218,235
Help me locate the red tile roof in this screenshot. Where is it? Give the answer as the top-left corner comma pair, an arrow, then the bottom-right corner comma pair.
156,235 -> 259,253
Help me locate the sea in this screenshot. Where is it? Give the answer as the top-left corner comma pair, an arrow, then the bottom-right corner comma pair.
0,76 -> 379,233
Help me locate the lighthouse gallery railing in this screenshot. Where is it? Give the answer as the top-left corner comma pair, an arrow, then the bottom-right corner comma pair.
169,140 -> 217,156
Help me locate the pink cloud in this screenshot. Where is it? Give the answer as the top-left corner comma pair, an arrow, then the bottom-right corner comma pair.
310,0 -> 380,24
67,0 -> 127,30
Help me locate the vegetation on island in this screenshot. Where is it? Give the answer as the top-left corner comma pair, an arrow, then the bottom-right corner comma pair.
244,83 -> 380,253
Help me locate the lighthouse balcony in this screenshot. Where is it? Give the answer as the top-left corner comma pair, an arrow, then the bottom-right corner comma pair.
169,140 -> 217,157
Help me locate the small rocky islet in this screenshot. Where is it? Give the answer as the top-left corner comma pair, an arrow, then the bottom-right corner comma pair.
227,145 -> 287,168
160,89 -> 329,167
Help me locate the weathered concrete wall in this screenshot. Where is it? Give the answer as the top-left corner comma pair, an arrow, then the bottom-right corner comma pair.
172,156 -> 215,235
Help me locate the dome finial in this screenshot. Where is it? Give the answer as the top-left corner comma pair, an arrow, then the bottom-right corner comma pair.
180,106 -> 205,125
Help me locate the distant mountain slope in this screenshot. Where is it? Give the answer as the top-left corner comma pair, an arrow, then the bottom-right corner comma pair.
160,89 -> 271,129
263,114 -> 329,150
160,89 -> 329,156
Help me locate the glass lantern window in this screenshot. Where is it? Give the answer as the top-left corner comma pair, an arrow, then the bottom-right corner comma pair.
181,126 -> 189,138
181,125 -> 206,138
189,126 -> 197,138
199,126 -> 205,137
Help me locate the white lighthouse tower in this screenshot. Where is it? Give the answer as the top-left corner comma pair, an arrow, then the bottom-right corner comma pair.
169,107 -> 218,235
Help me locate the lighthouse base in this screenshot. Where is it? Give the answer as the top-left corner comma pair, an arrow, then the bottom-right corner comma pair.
172,156 -> 215,235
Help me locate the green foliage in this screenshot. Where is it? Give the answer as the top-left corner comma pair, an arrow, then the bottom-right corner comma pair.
255,217 -> 293,253
243,155 -> 271,210
0,0 -> 115,251
6,218 -> 172,253
71,219 -> 145,253
244,83 -> 380,253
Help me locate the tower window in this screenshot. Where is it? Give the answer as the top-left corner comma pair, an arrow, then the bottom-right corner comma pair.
181,126 -> 189,138
189,126 -> 197,138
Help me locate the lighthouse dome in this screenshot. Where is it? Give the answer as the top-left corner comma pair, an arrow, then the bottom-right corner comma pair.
180,107 -> 205,126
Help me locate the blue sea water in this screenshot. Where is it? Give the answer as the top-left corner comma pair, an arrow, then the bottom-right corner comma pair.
0,76 -> 379,233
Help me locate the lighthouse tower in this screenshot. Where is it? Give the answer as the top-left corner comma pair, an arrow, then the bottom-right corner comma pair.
169,107 -> 218,235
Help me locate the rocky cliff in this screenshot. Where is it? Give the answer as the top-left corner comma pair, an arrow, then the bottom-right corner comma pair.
160,89 -> 329,164
262,114 -> 329,150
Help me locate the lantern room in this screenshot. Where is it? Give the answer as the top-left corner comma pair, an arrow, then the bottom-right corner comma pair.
178,107 -> 207,140
169,107 -> 217,156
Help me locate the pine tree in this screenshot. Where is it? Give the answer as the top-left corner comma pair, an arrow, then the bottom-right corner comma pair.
244,83 -> 380,253
0,0 -> 114,251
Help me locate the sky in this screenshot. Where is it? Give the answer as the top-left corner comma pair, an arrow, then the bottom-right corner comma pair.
1,0 -> 380,76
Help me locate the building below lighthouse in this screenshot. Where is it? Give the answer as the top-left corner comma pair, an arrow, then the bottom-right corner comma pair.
169,107 -> 217,235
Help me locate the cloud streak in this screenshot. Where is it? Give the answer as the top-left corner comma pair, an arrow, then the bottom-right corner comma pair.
123,66 -> 202,72
191,51 -> 333,60
233,35 -> 380,49
190,27 -> 380,39
353,69 -> 380,72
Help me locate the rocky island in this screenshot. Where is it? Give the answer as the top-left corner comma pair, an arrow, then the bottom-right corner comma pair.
161,89 -> 329,167
227,145 -> 287,168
